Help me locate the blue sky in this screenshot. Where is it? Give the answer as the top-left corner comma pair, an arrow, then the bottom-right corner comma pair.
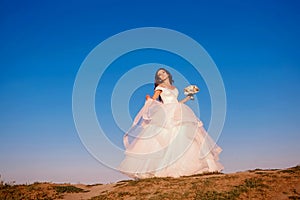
0,0 -> 299,184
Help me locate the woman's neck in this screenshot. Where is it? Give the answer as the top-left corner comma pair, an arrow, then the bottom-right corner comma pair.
162,78 -> 171,86
161,79 -> 175,89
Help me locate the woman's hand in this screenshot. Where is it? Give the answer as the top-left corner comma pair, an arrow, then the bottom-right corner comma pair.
179,95 -> 192,104
146,95 -> 151,100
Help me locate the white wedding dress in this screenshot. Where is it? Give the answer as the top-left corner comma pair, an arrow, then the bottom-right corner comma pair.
118,86 -> 223,178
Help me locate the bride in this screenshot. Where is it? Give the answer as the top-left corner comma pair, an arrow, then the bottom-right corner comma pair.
118,68 -> 223,178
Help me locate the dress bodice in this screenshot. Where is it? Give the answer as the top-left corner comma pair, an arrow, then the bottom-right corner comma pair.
155,86 -> 179,104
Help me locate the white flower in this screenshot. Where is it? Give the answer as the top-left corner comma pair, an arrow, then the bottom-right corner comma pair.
184,85 -> 200,96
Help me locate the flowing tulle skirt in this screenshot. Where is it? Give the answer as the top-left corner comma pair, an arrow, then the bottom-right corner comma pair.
118,99 -> 223,179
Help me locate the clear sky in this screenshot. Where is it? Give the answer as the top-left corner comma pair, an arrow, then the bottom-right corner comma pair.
0,0 -> 299,184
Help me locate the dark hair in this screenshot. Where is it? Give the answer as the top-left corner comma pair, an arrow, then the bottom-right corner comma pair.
154,68 -> 174,102
154,68 -> 174,88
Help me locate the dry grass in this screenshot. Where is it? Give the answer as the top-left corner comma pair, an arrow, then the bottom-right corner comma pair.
1,165 -> 300,200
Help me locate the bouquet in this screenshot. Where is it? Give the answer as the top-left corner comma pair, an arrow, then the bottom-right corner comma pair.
184,85 -> 200,100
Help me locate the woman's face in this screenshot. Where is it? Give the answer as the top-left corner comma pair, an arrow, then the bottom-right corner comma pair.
157,69 -> 169,81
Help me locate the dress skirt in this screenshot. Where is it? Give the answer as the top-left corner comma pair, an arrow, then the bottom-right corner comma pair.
118,99 -> 223,179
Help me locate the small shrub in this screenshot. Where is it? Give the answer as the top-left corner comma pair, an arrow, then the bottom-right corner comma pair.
117,191 -> 131,197
126,180 -> 140,186
53,185 -> 88,194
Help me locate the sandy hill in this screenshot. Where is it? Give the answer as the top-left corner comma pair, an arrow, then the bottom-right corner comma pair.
1,165 -> 300,200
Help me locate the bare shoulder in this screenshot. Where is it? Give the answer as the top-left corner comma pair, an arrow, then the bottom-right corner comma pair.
159,84 -> 176,90
155,85 -> 163,91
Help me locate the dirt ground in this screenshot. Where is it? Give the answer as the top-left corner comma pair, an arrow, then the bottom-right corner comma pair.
1,165 -> 300,200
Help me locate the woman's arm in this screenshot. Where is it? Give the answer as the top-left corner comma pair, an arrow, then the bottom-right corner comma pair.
146,90 -> 162,100
179,95 -> 192,104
